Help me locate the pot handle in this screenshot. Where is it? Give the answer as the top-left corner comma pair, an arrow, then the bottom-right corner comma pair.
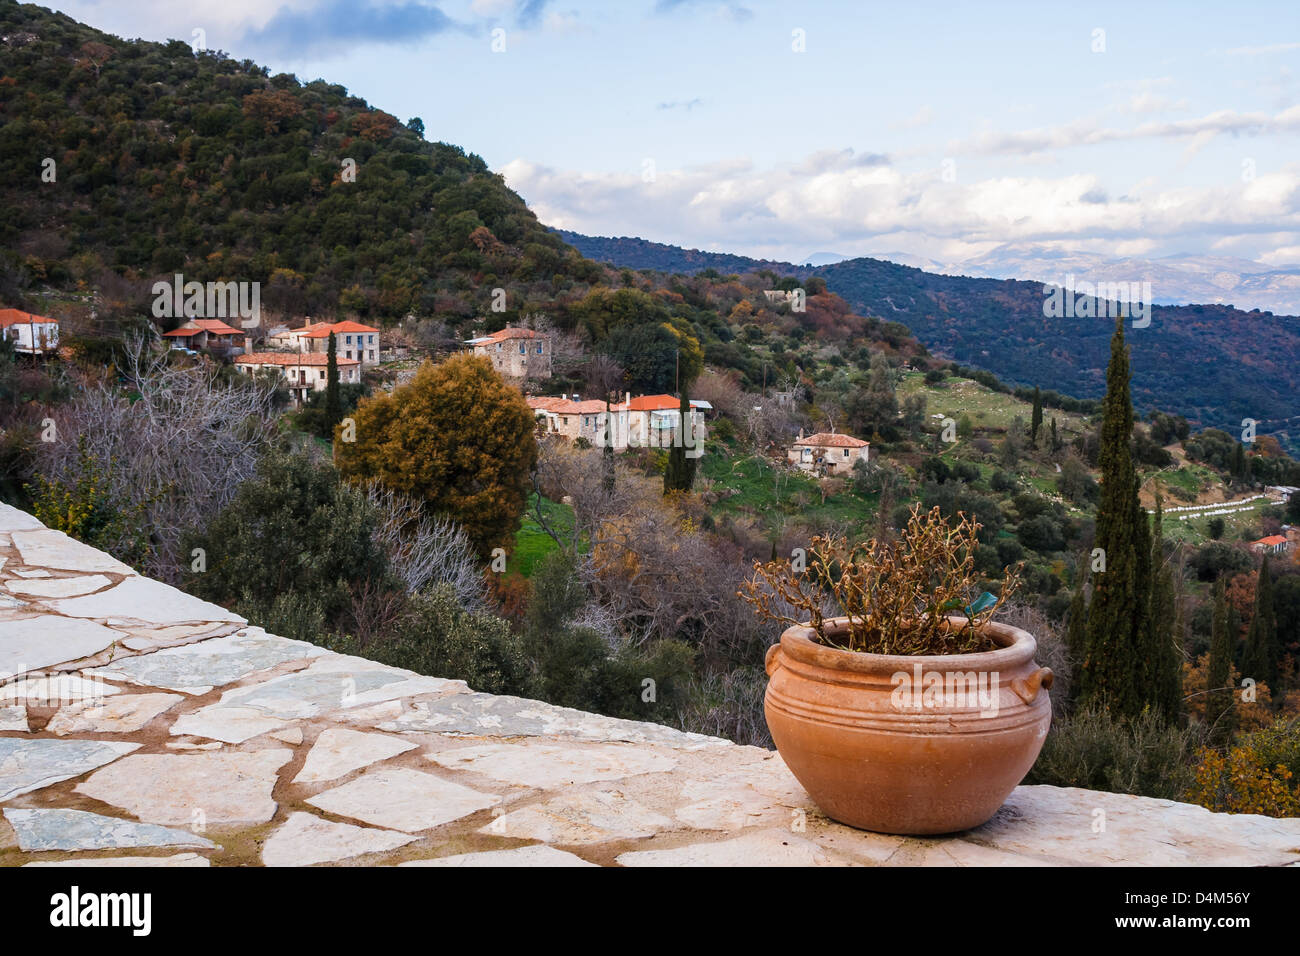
1011,667 -> 1054,704
765,643 -> 783,677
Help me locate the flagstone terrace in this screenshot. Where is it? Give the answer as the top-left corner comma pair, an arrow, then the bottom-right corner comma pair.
0,502 -> 1296,867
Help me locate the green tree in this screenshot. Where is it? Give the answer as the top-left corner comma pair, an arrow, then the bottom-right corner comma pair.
1147,495 -> 1183,720
324,331 -> 342,432
1077,317 -> 1156,720
334,355 -> 538,557
1030,386 -> 1043,446
664,391 -> 698,494
1049,417 -> 1060,452
184,449 -> 392,636
1242,557 -> 1280,689
1207,577 -> 1236,746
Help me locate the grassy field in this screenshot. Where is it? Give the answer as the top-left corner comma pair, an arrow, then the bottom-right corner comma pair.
508,493 -> 575,577
699,442 -> 876,535
897,371 -> 1092,442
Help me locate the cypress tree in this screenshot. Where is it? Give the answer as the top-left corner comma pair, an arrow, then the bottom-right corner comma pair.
1030,386 -> 1043,446
1077,316 -> 1154,719
1049,417 -> 1059,452
1146,494 -> 1182,720
664,391 -> 698,494
1242,557 -> 1279,688
1207,577 -> 1236,746
325,331 -> 341,431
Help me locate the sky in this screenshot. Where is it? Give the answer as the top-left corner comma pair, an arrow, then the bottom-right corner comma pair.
44,0 -> 1300,267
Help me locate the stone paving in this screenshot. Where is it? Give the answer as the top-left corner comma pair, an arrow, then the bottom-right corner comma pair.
1,501 -> 1298,867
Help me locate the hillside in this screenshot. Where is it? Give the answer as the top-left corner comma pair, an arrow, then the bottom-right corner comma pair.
0,1 -> 600,324
555,230 -> 1300,449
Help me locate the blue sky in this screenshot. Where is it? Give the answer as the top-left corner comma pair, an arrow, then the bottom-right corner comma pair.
47,1 -> 1300,265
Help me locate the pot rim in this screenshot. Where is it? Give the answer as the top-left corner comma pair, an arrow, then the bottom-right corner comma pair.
778,615 -> 1038,675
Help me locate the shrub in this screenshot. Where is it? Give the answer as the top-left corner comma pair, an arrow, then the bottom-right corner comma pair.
1187,718 -> 1300,817
1026,706 -> 1203,800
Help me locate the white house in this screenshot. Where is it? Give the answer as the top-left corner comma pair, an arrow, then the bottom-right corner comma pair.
0,308 -> 59,355
234,352 -> 360,406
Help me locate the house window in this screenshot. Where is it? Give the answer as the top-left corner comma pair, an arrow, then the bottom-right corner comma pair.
368,350 -> 375,361
536,344 -> 543,354
519,344 -> 526,354
843,449 -> 849,458
368,335 -> 374,344
346,335 -> 352,345
319,370 -> 325,380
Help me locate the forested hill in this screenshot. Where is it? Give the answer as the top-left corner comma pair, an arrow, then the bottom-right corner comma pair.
0,1 -> 600,321
557,230 -> 1300,441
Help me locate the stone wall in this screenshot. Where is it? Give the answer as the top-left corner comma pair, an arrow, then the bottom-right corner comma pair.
0,502 -> 1296,867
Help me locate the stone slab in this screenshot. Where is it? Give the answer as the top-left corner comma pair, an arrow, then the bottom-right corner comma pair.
5,575 -> 112,598
75,749 -> 292,827
383,691 -> 727,749
306,767 -> 497,832
428,741 -> 675,789
46,693 -> 182,735
294,728 -> 417,784
262,811 -> 416,866
481,788 -> 673,845
617,829 -> 849,867
0,617 -> 123,677
87,630 -> 327,694
24,853 -> 209,867
400,845 -> 596,867
4,808 -> 215,852
46,576 -> 244,625
0,737 -> 139,801
10,529 -> 135,574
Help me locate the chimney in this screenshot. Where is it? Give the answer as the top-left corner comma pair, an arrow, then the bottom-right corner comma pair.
625,391 -> 631,407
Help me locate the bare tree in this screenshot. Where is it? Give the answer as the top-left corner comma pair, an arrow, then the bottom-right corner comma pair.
36,331 -> 278,581
363,481 -> 487,612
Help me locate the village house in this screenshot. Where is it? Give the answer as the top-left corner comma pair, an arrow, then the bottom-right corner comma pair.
0,308 -> 59,355
527,396 -> 609,443
466,327 -> 551,379
267,320 -> 382,365
1250,534 -> 1293,557
234,352 -> 360,406
161,318 -> 243,352
788,429 -> 870,474
527,392 -> 708,452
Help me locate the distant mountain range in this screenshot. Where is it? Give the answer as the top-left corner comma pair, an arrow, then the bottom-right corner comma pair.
880,244 -> 1300,316
555,230 -> 1300,446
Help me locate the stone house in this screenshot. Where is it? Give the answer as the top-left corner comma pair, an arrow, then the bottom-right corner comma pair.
267,320 -> 381,366
788,430 -> 870,474
161,318 -> 242,352
466,328 -> 551,379
527,392 -> 707,453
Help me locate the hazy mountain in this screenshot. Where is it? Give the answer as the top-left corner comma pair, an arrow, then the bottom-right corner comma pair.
558,230 -> 1300,443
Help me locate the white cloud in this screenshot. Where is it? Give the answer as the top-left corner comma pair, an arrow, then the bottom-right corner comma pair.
503,152 -> 1300,262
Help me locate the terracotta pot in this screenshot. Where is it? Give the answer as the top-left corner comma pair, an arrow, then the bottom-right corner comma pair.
764,616 -> 1052,835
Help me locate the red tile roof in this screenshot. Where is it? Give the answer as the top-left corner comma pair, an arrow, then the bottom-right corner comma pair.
0,308 -> 58,328
475,327 -> 544,343
235,352 -> 359,367
163,319 -> 243,337
299,320 -> 380,338
618,394 -> 682,411
528,396 -> 606,415
793,432 -> 869,448
1254,535 -> 1289,547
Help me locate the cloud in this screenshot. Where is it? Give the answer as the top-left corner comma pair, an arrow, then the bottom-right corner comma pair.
891,105 -> 934,130
955,105 -> 1300,156
242,0 -> 462,57
515,0 -> 551,28
658,97 -> 704,111
502,151 -> 1300,263
653,0 -> 753,22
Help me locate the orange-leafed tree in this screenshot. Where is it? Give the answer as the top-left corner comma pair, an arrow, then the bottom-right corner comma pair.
335,355 -> 538,559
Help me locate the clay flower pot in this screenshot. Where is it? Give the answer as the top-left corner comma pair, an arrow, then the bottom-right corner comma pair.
764,616 -> 1053,835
